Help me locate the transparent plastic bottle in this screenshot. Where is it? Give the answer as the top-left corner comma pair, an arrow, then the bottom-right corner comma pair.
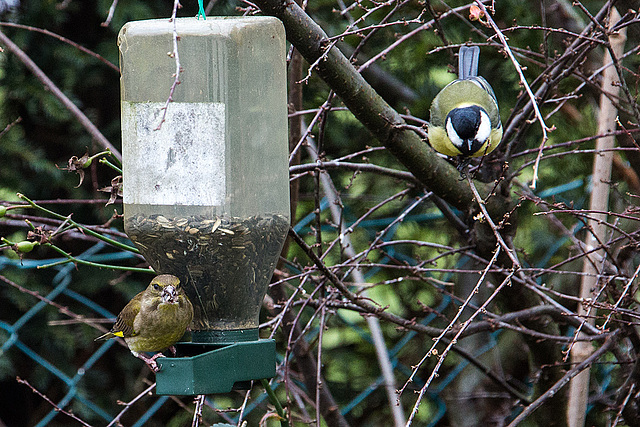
119,17 -> 289,336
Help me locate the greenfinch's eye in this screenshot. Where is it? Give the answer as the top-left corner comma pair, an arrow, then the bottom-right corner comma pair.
153,284 -> 161,291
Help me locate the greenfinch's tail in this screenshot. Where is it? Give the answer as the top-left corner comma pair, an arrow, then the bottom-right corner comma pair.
94,331 -> 116,341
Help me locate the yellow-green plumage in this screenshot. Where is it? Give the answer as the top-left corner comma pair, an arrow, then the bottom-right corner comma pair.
96,275 -> 193,356
427,46 -> 503,160
428,79 -> 503,158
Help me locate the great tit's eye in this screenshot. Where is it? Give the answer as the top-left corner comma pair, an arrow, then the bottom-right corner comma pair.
153,283 -> 161,291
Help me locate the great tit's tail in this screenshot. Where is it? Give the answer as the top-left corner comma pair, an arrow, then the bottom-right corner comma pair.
458,45 -> 480,79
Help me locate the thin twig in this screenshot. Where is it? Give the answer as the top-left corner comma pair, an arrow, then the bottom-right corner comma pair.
0,30 -> 122,161
474,1 -> 552,189
236,388 -> 252,426
290,161 -> 420,185
0,22 -> 119,71
17,193 -> 139,253
155,0 -> 183,130
357,3 -> 472,72
400,247 -> 502,398
315,300 -> 326,426
466,175 -> 520,268
192,395 -> 205,427
107,382 -> 156,427
41,243 -> 154,273
612,382 -> 635,426
506,332 -> 617,426
405,252 -> 517,426
602,263 -> 640,330
16,377 -> 92,427
101,0 -> 119,27
0,116 -> 22,138
0,274 -> 116,337
305,136 -> 406,425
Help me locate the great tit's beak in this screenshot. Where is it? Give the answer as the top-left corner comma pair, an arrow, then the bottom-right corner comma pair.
161,285 -> 178,304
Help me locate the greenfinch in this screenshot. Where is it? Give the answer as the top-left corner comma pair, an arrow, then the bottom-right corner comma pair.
95,274 -> 193,371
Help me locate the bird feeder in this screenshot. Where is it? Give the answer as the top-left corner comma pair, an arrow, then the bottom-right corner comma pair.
118,17 -> 289,395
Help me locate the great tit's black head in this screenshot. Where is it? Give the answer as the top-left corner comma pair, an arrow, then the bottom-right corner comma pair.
445,105 -> 491,156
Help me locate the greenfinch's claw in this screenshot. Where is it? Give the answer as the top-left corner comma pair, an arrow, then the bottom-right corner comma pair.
134,351 -> 165,372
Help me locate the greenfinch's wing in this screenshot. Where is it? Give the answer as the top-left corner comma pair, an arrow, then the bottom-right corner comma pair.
95,292 -> 142,341
110,292 -> 142,338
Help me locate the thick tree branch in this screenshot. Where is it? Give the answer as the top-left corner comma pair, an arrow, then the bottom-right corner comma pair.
253,0 -> 501,214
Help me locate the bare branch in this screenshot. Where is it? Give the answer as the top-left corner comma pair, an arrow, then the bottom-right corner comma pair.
0,30 -> 122,161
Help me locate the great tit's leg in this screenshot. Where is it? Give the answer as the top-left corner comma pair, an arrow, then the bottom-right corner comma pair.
168,345 -> 177,356
456,157 -> 471,179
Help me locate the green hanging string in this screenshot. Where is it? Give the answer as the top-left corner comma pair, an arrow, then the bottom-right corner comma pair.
197,0 -> 206,20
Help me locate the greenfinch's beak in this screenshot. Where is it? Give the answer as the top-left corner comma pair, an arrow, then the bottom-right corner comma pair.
161,285 -> 178,304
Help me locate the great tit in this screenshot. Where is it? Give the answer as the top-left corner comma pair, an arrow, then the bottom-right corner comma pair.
427,46 -> 502,160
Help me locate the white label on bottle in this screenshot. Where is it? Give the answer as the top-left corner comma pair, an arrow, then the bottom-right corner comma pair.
122,102 -> 226,206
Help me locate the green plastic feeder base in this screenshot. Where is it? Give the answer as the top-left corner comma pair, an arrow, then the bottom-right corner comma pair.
155,339 -> 275,395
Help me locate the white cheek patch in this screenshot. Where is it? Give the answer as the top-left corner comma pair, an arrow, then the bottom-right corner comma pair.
476,111 -> 491,144
445,117 -> 464,149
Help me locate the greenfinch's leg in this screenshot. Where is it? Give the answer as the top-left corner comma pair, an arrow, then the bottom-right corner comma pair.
131,351 -> 165,372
